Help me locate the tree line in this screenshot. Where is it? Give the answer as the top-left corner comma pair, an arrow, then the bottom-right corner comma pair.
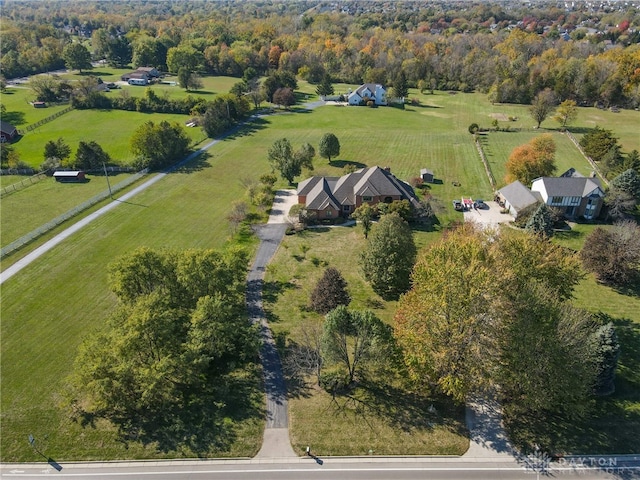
2,1 -> 639,108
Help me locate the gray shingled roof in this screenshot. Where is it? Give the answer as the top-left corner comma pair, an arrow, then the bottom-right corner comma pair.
498,180 -> 540,211
536,177 -> 602,198
0,120 -> 17,134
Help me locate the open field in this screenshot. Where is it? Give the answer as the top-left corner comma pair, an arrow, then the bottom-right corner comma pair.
571,106 -> 640,155
1,171 -> 136,247
2,88 -> 639,460
480,130 -> 600,188
1,87 -> 72,128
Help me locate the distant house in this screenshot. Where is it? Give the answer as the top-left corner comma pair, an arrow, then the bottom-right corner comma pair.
32,101 -> 47,108
496,180 -> 541,219
297,166 -> 421,219
420,168 -> 434,183
531,171 -> 604,220
135,67 -> 160,78
0,121 -> 18,143
53,171 -> 86,182
347,84 -> 387,106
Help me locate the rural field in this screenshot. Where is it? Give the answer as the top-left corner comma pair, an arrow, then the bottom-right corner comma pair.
1,80 -> 639,460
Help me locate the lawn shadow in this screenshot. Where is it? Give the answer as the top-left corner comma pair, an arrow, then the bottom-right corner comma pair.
171,153 -> 211,174
223,117 -> 269,140
329,160 -> 367,169
327,381 -> 467,438
113,366 -> 264,456
610,277 -> 640,298
566,126 -> 594,135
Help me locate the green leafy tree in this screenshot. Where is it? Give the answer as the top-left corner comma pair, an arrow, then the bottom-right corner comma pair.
167,45 -> 204,74
310,267 -> 351,315
178,68 -> 203,92
525,203 -> 555,237
591,321 -> 621,396
132,36 -> 166,70
553,99 -> 578,128
322,305 -> 393,384
579,126 -> 620,163
580,221 -> 640,287
69,247 -> 256,442
318,133 -> 340,163
62,42 -> 92,73
267,138 -> 314,184
352,203 -> 375,239
529,88 -> 556,128
104,36 -> 132,68
43,138 -> 71,162
316,74 -> 334,97
130,121 -> 190,170
74,140 -> 111,171
360,212 -> 417,300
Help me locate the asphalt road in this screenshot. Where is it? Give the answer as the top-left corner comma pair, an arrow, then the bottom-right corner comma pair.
1,457 -> 637,479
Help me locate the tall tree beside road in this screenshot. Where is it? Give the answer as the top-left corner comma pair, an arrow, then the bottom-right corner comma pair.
529,88 -> 556,128
360,212 -> 416,301
69,247 -> 257,445
62,42 -> 92,73
318,133 -> 340,163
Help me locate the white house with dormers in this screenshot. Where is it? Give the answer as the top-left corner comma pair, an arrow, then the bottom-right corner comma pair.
530,169 -> 604,220
348,84 -> 387,106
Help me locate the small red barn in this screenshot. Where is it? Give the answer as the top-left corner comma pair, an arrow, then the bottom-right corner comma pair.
53,171 -> 87,182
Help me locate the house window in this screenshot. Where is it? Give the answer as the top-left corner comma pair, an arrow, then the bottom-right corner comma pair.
363,196 -> 373,202
551,196 -> 563,205
343,205 -> 351,212
326,210 -> 332,217
570,196 -> 580,205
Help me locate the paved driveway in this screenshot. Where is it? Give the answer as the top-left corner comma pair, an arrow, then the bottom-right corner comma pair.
267,189 -> 298,224
463,201 -> 514,229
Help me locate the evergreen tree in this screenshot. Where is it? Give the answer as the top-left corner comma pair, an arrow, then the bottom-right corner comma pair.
316,74 -> 334,97
525,203 -> 554,238
610,169 -> 640,201
591,321 -> 621,396
392,70 -> 409,99
310,267 -> 351,314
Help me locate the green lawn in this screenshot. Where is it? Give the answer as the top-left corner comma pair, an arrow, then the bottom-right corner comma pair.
10,109 -> 206,167
1,172 -> 137,247
1,86 -> 72,128
2,89 -> 638,461
570,106 -> 640,155
481,130 -> 600,188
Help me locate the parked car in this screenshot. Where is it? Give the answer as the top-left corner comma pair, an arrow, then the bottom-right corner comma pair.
453,199 -> 463,211
474,199 -> 488,209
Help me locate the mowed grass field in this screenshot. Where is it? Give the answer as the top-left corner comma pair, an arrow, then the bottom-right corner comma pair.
1,172 -> 137,247
2,85 -> 639,460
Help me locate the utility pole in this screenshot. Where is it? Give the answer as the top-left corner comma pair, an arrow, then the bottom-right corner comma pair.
102,161 -> 113,199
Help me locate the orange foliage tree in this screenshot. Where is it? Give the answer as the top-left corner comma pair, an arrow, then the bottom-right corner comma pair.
504,133 -> 556,185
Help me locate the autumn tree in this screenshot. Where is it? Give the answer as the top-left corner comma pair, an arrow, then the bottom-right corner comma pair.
318,133 -> 340,163
505,134 -> 556,185
529,88 -> 556,128
321,306 -> 393,385
62,42 -> 92,73
553,99 -> 578,128
309,267 -> 351,314
580,221 -> 640,287
360,212 -> 416,300
394,225 -> 495,401
272,87 -> 296,109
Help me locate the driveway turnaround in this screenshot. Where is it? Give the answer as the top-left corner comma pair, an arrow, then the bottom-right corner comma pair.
462,201 -> 514,230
